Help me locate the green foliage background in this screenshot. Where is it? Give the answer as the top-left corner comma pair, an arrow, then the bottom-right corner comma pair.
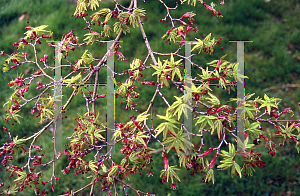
0,0 -> 299,195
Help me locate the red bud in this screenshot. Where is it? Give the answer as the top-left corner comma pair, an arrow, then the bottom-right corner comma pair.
164,152 -> 168,170
199,149 -> 213,157
210,153 -> 219,169
180,12 -> 189,19
98,94 -> 106,98
3,127 -> 10,133
44,54 -> 48,61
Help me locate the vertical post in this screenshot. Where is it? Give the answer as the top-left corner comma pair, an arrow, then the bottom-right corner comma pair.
54,41 -> 62,158
183,42 -> 193,155
229,41 -> 253,151
107,41 -> 116,155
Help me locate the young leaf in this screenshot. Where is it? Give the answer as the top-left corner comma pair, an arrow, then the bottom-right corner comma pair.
74,0 -> 88,16
167,96 -> 192,121
88,0 -> 101,11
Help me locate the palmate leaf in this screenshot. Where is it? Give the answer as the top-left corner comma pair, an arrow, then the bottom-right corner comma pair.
103,12 -> 112,24
195,115 -> 217,132
151,58 -> 173,89
74,49 -> 93,69
91,8 -> 111,23
4,52 -> 24,65
14,170 -> 26,183
191,33 -> 217,54
83,32 -> 100,45
160,165 -> 181,184
121,23 -> 130,34
113,127 -> 123,140
205,169 -> 215,184
258,93 -> 282,115
206,54 -> 228,68
2,63 -> 10,72
162,130 -> 193,153
155,121 -> 179,141
244,103 -> 259,119
6,110 -> 23,124
155,111 -> 179,140
94,129 -> 106,141
119,11 -> 131,18
197,66 -> 212,80
107,165 -> 119,178
245,119 -> 261,138
168,53 -> 183,81
279,122 -> 297,139
113,22 -> 121,34
191,38 -> 204,54
24,25 -> 52,40
40,108 -> 53,123
134,132 -> 150,147
217,143 -> 241,178
7,185 -> 18,194
237,136 -> 255,152
167,96 -> 192,121
212,119 -> 224,139
133,8 -> 146,17
63,73 -> 82,87
103,24 -> 112,37
88,0 -> 101,11
161,29 -> 181,43
178,152 -> 197,167
181,0 -> 197,6
136,111 -> 150,123
205,92 -> 220,105
74,0 -> 88,16
231,62 -> 249,84
89,160 -> 98,173
129,15 -> 138,28
81,50 -> 93,64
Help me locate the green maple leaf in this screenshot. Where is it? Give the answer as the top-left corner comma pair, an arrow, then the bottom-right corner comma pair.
155,111 -> 179,140
88,0 -> 101,11
198,66 -> 212,80
162,130 -> 193,153
83,32 -> 100,45
258,94 -> 281,115
245,119 -> 261,138
151,57 -> 172,77
160,165 -> 181,184
168,53 -> 183,81
167,96 -> 192,121
195,115 -> 217,132
24,25 -> 52,40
